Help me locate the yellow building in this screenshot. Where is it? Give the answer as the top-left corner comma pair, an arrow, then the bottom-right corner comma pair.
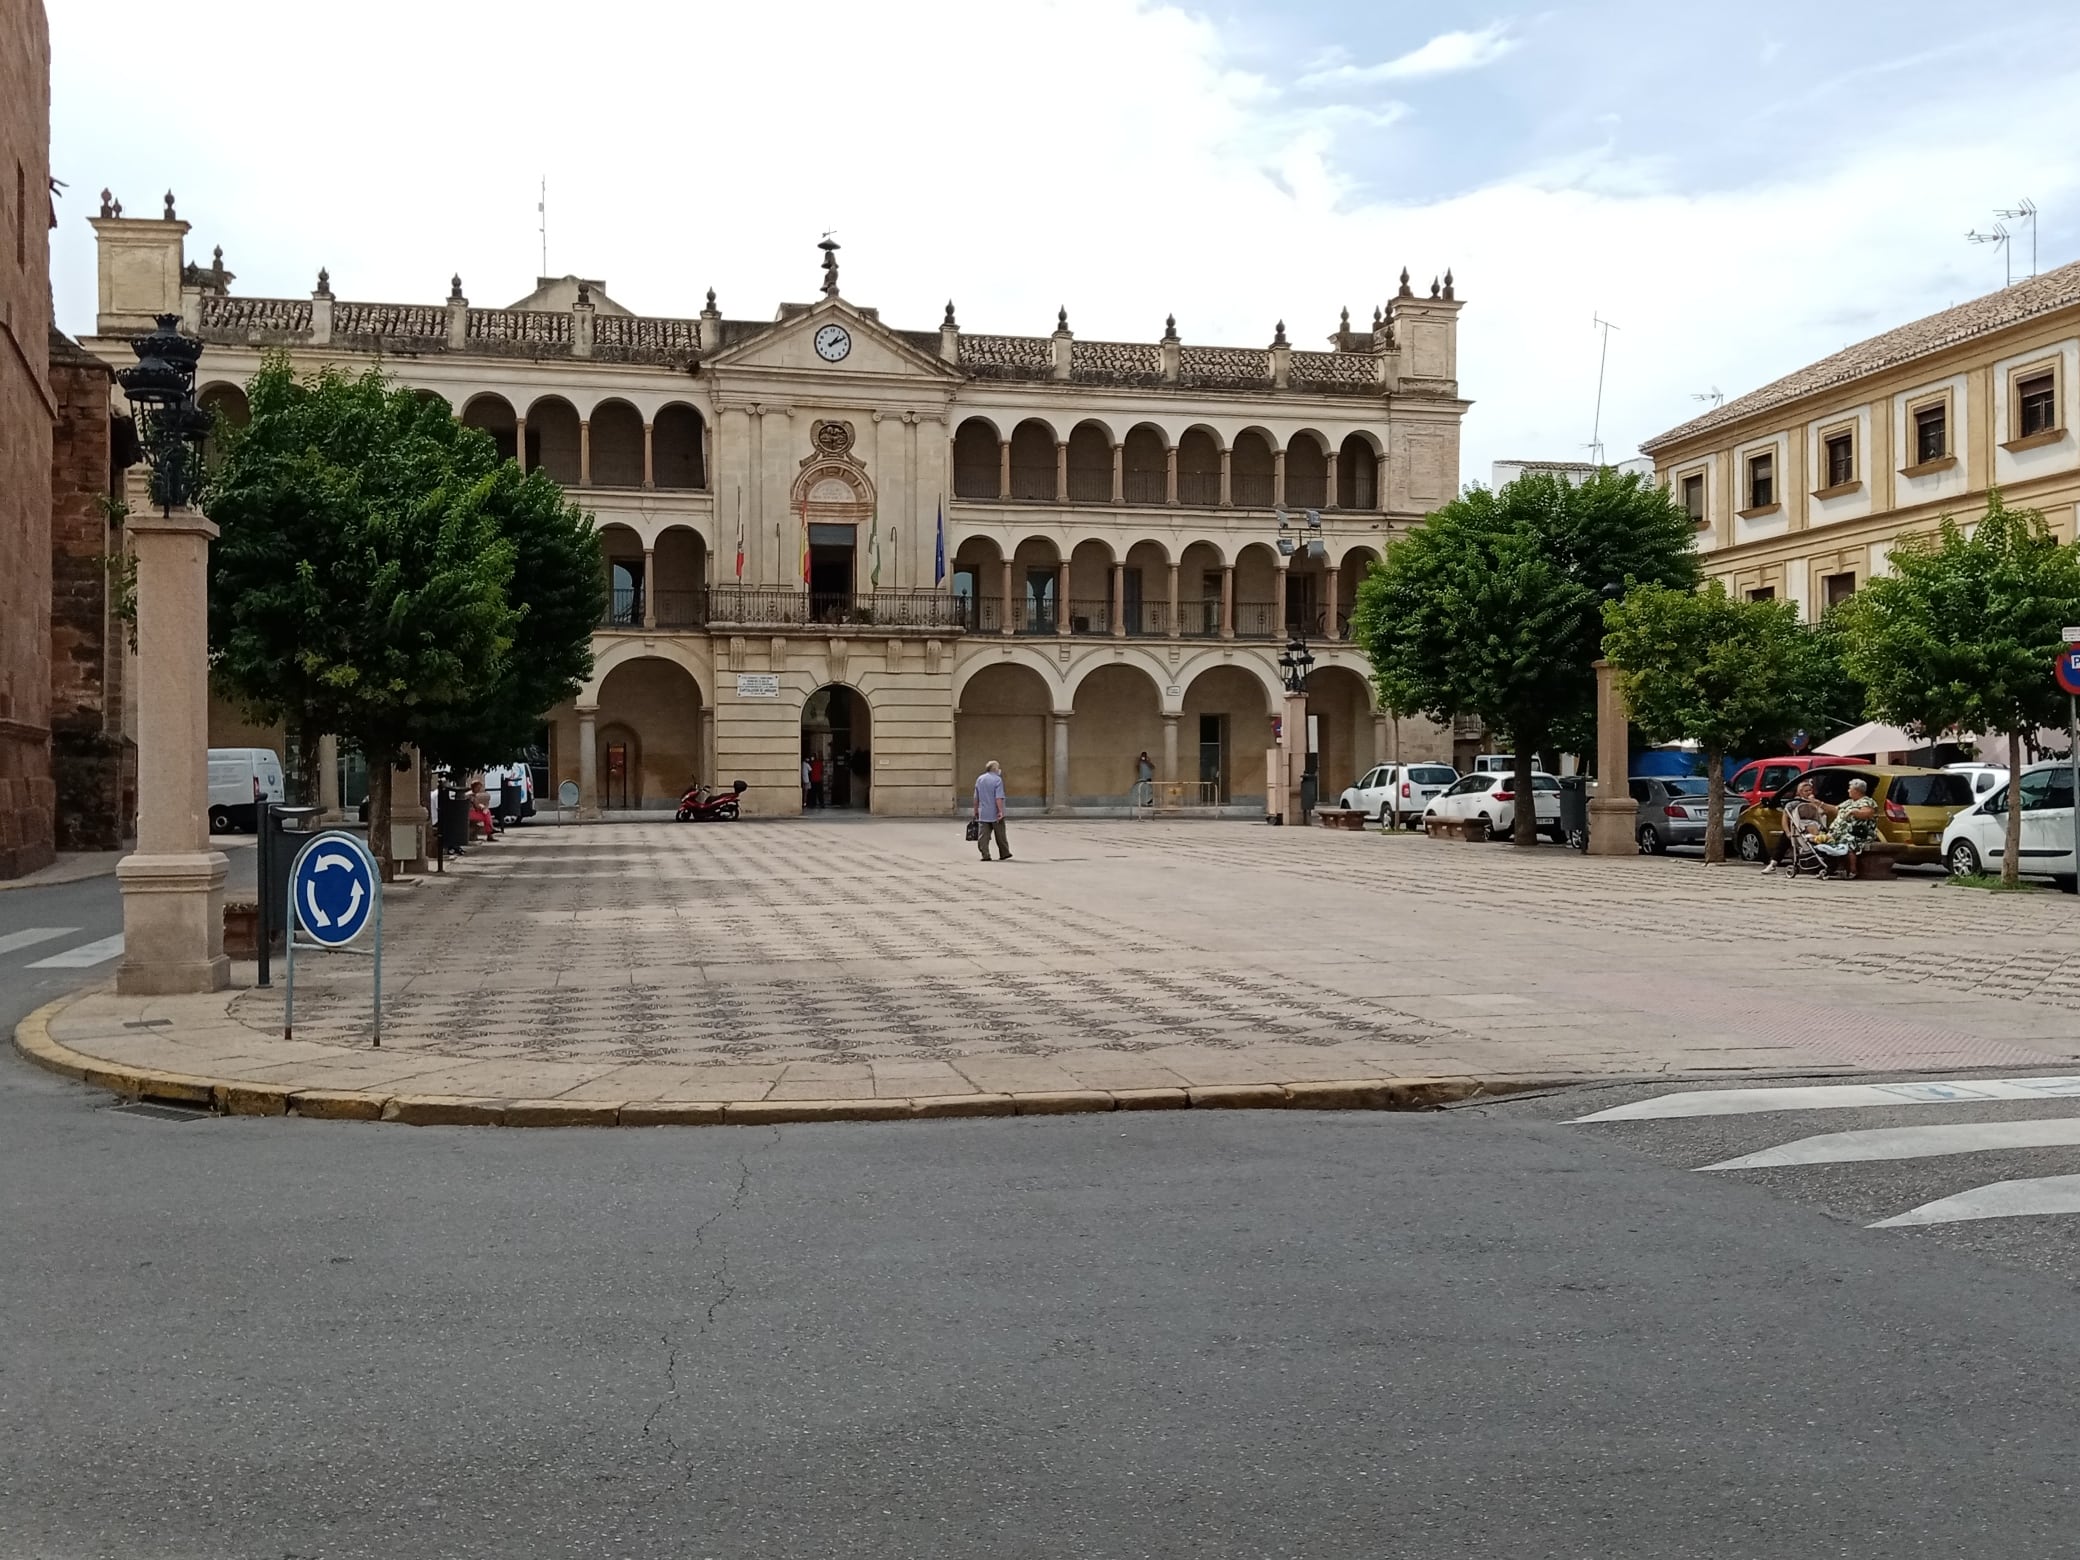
1642,260 -> 2080,614
83,202 -> 1469,819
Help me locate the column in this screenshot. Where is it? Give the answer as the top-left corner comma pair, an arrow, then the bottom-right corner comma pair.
642,547 -> 657,629
1325,565 -> 1340,640
1049,713 -> 1070,815
998,440 -> 1011,500
1219,564 -> 1235,640
317,733 -> 342,822
394,748 -> 427,872
1273,563 -> 1288,637
1164,444 -> 1179,506
1000,557 -> 1014,636
700,706 -> 716,789
1586,659 -> 1632,856
1110,444 -> 1124,505
1273,448 -> 1287,508
642,421 -> 655,490
577,706 -> 600,820
1219,448 -> 1232,507
1111,561 -> 1126,636
515,414 -> 528,472
1167,561 -> 1180,639
1055,441 -> 1068,503
1055,559 -> 1070,636
116,507 -> 229,995
1162,712 -> 1180,785
579,419 -> 592,487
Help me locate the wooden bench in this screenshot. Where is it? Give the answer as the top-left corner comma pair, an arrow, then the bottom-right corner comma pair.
1425,816 -> 1490,842
1315,807 -> 1370,831
1846,843 -> 1913,880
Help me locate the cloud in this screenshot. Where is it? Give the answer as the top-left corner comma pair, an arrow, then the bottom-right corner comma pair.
1297,23 -> 1517,88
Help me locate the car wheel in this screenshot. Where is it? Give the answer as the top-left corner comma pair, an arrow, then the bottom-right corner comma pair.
1946,839 -> 1982,878
208,806 -> 232,835
1636,824 -> 1663,855
1735,827 -> 1767,864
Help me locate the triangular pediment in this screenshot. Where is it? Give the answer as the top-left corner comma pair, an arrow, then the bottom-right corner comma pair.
704,297 -> 960,382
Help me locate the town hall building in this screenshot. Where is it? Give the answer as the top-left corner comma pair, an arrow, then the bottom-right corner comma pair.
82,198 -> 1467,825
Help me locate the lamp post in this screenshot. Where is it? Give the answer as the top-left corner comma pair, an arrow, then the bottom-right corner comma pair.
113,312 -> 230,994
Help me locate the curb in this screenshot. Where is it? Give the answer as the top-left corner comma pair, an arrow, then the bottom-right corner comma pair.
13,990 -> 1555,1128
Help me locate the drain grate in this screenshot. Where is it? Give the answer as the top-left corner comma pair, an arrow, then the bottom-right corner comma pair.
107,1099 -> 214,1123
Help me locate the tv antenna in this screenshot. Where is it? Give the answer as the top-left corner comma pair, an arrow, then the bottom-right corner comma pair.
1587,314 -> 1620,466
1966,221 -> 2011,288
1995,198 -> 2039,278
537,177 -> 548,277
1691,387 -> 1724,408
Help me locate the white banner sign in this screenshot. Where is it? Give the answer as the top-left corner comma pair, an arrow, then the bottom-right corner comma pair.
734,673 -> 781,699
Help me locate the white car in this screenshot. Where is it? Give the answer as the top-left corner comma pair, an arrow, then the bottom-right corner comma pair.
1424,770 -> 1563,841
1940,761 -> 2078,891
1945,762 -> 2009,802
1340,763 -> 1459,826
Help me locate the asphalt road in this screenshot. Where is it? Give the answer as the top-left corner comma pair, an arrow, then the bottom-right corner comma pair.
7,1056 -> 2080,1560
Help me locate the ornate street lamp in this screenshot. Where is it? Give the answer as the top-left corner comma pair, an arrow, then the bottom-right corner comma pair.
117,312 -> 210,515
1277,633 -> 1315,694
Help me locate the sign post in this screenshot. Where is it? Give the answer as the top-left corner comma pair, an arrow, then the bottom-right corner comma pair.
284,829 -> 384,1046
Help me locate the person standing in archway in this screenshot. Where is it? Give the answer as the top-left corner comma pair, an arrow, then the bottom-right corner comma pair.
801,753 -> 813,812
973,760 -> 1011,861
1135,750 -> 1156,808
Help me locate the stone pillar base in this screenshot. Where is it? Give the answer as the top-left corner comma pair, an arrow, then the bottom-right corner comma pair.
1586,797 -> 1635,858
116,850 -> 230,994
576,805 -> 602,822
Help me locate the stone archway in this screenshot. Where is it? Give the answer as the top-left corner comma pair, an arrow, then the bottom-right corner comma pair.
802,684 -> 872,812
791,425 -> 878,621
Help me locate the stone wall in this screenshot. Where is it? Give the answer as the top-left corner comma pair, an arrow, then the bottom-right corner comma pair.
48,331 -> 133,849
0,0 -> 54,876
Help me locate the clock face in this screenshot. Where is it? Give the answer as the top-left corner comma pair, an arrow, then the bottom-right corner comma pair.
814,324 -> 852,362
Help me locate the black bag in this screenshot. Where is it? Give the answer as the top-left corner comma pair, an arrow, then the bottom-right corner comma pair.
964,818 -> 980,842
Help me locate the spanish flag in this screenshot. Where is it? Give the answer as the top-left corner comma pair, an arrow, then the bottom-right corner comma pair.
800,503 -> 811,585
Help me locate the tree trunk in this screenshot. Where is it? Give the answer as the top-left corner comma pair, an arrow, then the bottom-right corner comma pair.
294,716 -> 325,810
368,755 -> 395,883
2004,727 -> 2023,888
1703,746 -> 1726,865
1511,725 -> 1542,849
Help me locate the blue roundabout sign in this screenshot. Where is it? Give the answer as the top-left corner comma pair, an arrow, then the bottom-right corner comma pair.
289,830 -> 380,947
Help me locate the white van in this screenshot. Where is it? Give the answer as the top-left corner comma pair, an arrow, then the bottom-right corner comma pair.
206,748 -> 286,834
1472,753 -> 1517,774
1939,761 -> 2078,891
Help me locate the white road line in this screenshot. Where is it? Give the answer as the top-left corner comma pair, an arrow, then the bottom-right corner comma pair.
1701,1117 -> 2080,1171
1573,1076 -> 2080,1123
26,933 -> 124,969
0,926 -> 79,956
1870,1174 -> 2080,1228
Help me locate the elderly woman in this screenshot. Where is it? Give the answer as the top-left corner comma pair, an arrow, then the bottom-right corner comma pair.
1812,777 -> 1880,874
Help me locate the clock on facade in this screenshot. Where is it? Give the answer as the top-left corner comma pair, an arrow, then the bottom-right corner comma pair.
813,324 -> 852,362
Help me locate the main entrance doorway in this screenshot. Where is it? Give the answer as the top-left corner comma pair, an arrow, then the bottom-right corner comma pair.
801,685 -> 872,812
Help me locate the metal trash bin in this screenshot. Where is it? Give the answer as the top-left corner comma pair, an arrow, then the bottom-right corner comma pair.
1556,776 -> 1589,852
437,785 -> 469,856
256,804 -> 324,985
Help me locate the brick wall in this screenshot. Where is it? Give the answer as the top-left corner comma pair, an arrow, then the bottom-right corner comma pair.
0,0 -> 55,876
49,330 -> 134,849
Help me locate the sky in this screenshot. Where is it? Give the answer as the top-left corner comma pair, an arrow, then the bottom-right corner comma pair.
45,0 -> 2080,486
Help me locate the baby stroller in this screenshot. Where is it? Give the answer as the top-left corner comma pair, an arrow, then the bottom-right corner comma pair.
1782,810 -> 1835,879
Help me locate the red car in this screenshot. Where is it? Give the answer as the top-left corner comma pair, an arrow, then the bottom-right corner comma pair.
1725,754 -> 1857,810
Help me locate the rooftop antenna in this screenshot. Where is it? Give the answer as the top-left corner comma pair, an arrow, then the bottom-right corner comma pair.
1966,221 -> 2011,288
537,177 -> 547,277
1995,198 -> 2039,278
1691,387 -> 1724,407
1588,314 -> 1620,466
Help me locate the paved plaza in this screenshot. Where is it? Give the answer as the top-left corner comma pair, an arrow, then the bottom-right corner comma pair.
22,819 -> 2080,1119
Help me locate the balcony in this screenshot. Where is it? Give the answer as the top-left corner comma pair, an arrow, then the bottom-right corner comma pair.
600,586 -> 709,630
706,587 -> 967,630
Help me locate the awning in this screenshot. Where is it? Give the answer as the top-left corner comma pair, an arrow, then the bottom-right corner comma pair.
1815,720 -> 1932,757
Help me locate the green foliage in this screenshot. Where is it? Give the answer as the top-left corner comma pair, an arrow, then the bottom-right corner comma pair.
1350,469 -> 1699,824
1842,493 -> 2080,885
1601,581 -> 1830,860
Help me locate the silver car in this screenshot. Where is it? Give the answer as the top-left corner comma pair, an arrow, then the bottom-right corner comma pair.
1631,776 -> 1741,854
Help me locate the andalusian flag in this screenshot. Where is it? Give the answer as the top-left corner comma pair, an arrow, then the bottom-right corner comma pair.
799,503 -> 811,585
868,513 -> 882,588
934,499 -> 946,586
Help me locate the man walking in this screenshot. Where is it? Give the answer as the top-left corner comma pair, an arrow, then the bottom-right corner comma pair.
973,759 -> 1011,861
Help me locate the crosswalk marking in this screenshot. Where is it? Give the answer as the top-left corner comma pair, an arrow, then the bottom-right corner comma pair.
1573,1076 -> 2080,1123
1700,1118 -> 2080,1171
26,933 -> 124,969
0,926 -> 79,956
1869,1175 -> 2080,1228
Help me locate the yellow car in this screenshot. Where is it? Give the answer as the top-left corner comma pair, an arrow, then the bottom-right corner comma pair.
1732,764 -> 1975,867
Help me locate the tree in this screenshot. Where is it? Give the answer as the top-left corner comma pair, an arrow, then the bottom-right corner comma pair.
1601,581 -> 1829,862
1841,494 -> 2080,886
1349,468 -> 1699,846
208,357 -> 520,876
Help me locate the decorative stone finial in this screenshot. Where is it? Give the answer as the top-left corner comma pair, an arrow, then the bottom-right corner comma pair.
448,273 -> 463,302
705,286 -> 717,311
210,245 -> 224,275
576,280 -> 592,306
1339,305 -> 1350,331
162,190 -> 177,220
1272,319 -> 1288,347
1429,275 -> 1441,298
1371,305 -> 1382,331
1057,306 -> 1069,332
943,299 -> 957,328
1442,268 -> 1455,300
98,188 -> 113,218
817,235 -> 840,298
1162,313 -> 1178,341
315,266 -> 331,297
1397,266 -> 1413,298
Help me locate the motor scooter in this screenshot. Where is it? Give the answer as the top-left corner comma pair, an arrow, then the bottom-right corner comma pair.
675,780 -> 747,822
